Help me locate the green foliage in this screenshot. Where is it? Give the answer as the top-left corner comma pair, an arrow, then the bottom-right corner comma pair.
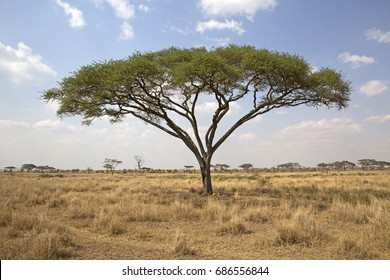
358,159 -> 390,170
277,162 -> 302,172
239,163 -> 253,172
21,163 -> 37,172
42,45 -> 351,126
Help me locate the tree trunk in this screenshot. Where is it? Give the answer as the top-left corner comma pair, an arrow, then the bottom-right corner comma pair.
200,158 -> 213,195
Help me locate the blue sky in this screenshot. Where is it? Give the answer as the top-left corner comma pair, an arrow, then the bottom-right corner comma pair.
1,0 -> 389,170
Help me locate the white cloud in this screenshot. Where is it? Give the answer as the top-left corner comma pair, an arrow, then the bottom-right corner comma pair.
359,80 -> 389,96
198,0 -> 277,20
119,21 -> 135,40
0,119 -> 78,132
365,114 -> 390,123
196,101 -> 241,117
338,52 -> 375,69
185,125 -> 208,143
94,0 -> 135,40
169,25 -> 192,36
138,4 -> 151,13
365,28 -> 390,43
238,132 -> 256,141
33,119 -> 78,132
0,120 -> 30,128
196,19 -> 245,35
113,122 -> 137,138
104,0 -> 135,20
277,118 -> 363,138
0,42 -> 57,84
56,0 -> 86,29
197,101 -> 218,114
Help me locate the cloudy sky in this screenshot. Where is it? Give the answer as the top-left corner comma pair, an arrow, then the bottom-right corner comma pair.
1,0 -> 389,170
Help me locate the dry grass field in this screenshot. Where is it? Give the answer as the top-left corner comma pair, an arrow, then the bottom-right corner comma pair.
1,170 -> 389,260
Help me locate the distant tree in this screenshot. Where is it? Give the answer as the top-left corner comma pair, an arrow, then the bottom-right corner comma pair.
134,155 -> 145,171
277,162 -> 302,172
239,163 -> 253,172
4,166 -> 17,172
21,163 -> 36,172
184,165 -> 195,172
317,162 -> 332,171
358,159 -> 390,170
103,158 -> 122,175
214,164 -> 230,172
333,160 -> 355,171
376,160 -> 390,169
141,167 -> 152,172
103,164 -> 112,173
358,159 -> 377,170
42,45 -> 351,194
36,165 -> 55,174
86,167 -> 93,174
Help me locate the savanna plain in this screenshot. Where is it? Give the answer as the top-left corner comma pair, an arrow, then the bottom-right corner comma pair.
1,170 -> 389,260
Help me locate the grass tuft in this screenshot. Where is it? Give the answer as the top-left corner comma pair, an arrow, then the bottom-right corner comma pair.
216,220 -> 253,236
173,231 -> 197,256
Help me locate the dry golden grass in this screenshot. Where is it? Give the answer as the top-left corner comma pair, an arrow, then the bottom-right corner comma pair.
0,170 -> 389,259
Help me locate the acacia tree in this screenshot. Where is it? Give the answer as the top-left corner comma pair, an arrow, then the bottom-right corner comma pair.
333,160 -> 355,171
4,166 -> 17,172
42,45 -> 350,194
21,163 -> 37,172
358,159 -> 390,170
184,165 -> 195,172
277,162 -> 302,172
239,163 -> 253,172
358,159 -> 376,170
214,164 -> 230,172
103,158 -> 122,174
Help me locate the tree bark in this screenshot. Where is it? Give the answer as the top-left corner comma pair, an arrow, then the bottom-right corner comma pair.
200,157 -> 213,195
